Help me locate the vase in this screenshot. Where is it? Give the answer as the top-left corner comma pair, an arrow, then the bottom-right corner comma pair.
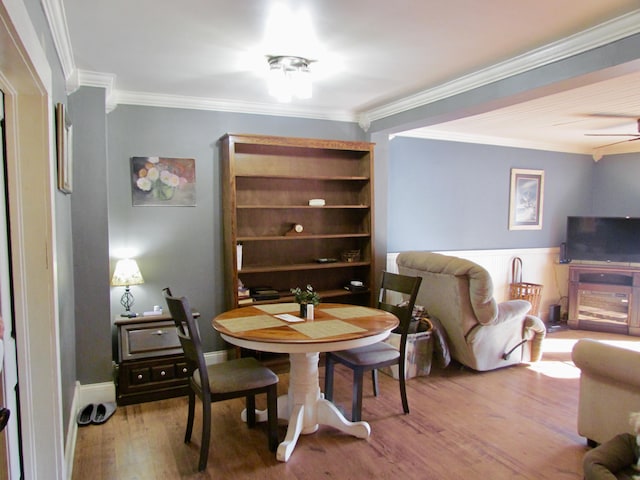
299,303 -> 307,318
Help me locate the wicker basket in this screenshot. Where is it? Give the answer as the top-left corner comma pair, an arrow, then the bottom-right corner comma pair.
509,257 -> 543,316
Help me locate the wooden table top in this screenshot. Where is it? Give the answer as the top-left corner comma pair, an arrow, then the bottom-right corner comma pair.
213,303 -> 399,345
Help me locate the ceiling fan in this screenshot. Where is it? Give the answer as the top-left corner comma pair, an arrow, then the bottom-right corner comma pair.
585,118 -> 640,149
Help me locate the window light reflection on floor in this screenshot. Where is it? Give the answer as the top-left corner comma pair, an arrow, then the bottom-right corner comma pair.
525,336 -> 640,379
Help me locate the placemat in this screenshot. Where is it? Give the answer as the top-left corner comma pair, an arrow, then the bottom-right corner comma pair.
289,320 -> 367,339
255,303 -> 298,314
216,315 -> 286,333
324,306 -> 382,320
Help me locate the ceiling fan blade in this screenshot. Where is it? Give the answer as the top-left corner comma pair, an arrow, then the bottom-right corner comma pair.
585,133 -> 640,137
585,113 -> 640,119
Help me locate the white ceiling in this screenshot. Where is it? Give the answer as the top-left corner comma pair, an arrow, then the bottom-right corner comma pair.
60,0 -> 640,158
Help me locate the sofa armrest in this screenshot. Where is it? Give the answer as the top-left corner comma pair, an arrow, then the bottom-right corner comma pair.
572,339 -> 640,387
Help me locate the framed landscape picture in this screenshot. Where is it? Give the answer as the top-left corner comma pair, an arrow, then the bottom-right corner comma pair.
509,168 -> 544,230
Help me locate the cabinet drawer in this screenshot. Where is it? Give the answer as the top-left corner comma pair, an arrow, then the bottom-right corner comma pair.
176,362 -> 191,378
151,364 -> 176,382
120,320 -> 182,361
130,366 -> 151,385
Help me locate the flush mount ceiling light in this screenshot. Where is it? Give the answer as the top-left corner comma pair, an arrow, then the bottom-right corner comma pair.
267,55 -> 313,102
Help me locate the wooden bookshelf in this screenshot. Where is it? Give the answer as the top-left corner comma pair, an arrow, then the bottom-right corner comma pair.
220,133 -> 376,310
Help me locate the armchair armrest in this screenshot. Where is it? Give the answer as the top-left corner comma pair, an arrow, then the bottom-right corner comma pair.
572,339 -> 640,387
493,300 -> 532,325
494,301 -> 546,362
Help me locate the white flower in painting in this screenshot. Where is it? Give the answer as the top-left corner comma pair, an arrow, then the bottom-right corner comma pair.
136,177 -> 153,191
147,156 -> 160,164
167,174 -> 180,187
146,167 -> 159,181
160,170 -> 180,188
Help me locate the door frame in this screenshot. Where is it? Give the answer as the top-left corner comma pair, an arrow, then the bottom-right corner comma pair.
0,1 -> 65,478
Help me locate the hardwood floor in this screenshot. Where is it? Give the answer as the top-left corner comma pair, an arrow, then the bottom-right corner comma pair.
72,328 -> 640,479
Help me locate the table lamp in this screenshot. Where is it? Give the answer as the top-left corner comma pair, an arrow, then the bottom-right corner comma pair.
111,258 -> 144,317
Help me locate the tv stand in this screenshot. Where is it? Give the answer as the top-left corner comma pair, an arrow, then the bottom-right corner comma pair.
568,264 -> 640,336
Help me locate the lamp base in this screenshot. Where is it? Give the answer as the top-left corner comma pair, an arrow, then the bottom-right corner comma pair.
120,312 -> 138,318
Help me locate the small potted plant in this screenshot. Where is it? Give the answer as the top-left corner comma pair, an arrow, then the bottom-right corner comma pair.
290,284 -> 320,318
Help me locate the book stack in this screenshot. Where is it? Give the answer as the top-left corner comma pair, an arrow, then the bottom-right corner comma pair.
250,287 -> 280,301
238,281 -> 253,305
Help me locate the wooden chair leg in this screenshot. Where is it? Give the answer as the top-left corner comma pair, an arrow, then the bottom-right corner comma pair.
246,395 -> 256,428
199,398 -> 212,471
352,369 -> 364,422
372,369 -> 379,397
324,355 -> 335,401
185,390 -> 195,443
398,361 -> 409,414
267,384 -> 278,452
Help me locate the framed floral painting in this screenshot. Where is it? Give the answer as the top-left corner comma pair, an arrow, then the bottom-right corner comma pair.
131,157 -> 196,206
509,168 -> 544,230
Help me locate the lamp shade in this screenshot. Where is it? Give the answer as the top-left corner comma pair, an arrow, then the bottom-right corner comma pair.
111,259 -> 144,287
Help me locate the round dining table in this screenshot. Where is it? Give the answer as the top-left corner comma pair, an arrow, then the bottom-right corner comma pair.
213,302 -> 399,462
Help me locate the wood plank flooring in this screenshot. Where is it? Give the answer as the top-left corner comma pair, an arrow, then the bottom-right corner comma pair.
72,328 -> 640,479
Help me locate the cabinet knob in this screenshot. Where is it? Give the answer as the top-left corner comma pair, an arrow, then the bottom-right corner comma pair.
182,367 -> 188,373
160,370 -> 166,376
152,330 -> 165,336
137,374 -> 143,380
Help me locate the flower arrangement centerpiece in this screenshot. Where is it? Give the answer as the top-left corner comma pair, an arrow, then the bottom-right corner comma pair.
290,284 -> 320,318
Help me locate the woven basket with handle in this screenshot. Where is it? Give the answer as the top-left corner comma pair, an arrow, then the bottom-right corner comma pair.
509,257 -> 543,316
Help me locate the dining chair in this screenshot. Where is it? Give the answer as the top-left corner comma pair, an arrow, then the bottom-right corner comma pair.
163,288 -> 279,471
323,272 -> 422,422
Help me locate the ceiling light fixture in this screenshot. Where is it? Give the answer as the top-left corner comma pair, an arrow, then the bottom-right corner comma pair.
267,55 -> 313,102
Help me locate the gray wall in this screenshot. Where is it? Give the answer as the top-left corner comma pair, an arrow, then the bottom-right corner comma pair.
387,137 -> 595,252
592,152 -> 640,216
106,105 -> 366,353
70,87 -> 112,384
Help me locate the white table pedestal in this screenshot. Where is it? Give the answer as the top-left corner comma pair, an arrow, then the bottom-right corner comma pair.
276,352 -> 370,462
245,351 -> 371,462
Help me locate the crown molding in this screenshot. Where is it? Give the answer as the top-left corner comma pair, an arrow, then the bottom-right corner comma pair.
396,128 -> 589,155
41,0 -> 75,92
113,89 -> 356,122
75,70 -> 118,112
362,9 -> 640,123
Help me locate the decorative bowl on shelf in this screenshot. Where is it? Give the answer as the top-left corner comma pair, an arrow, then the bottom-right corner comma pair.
341,250 -> 361,263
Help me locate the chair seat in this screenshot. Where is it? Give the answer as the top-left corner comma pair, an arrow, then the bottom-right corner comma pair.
330,342 -> 400,368
193,357 -> 278,393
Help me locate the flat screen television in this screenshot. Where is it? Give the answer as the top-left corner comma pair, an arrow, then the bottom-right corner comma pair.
566,216 -> 640,263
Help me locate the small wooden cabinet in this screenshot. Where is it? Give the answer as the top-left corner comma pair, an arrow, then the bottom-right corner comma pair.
568,264 -> 640,336
114,312 -> 198,405
220,133 -> 376,310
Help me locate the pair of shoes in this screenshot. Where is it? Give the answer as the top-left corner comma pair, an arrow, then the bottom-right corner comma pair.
76,402 -> 116,426
0,408 -> 10,432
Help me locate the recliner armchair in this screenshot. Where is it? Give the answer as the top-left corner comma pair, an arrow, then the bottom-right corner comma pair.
396,251 -> 546,371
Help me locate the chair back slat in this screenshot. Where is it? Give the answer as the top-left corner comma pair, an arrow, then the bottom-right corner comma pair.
163,288 -> 209,388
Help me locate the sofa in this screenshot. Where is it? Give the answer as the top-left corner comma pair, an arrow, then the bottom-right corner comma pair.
396,251 -> 546,371
572,338 -> 640,445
